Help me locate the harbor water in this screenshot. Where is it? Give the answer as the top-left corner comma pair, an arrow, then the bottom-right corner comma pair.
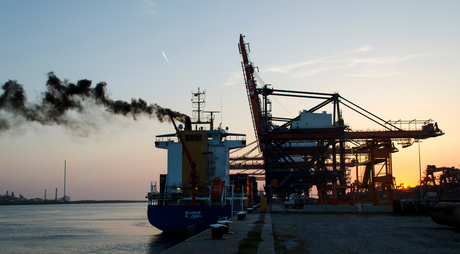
0,202 -> 182,254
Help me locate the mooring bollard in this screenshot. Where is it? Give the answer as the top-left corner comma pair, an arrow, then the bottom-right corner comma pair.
210,224 -> 226,239
247,208 -> 254,214
237,211 -> 246,220
184,225 -> 195,238
217,218 -> 232,233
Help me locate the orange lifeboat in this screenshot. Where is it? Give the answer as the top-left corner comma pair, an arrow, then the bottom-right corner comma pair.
211,177 -> 223,201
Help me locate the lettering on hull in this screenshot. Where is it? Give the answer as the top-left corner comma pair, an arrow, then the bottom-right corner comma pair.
185,211 -> 202,219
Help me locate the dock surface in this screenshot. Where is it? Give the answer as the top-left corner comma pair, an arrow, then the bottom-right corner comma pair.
161,204 -> 460,254
161,210 -> 274,254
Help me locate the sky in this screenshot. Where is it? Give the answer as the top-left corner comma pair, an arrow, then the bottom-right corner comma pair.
1,1 -> 459,200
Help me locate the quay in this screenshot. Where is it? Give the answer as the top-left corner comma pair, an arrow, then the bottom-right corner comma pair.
162,203 -> 460,254
161,206 -> 275,254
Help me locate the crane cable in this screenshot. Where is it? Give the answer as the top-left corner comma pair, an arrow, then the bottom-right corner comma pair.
230,140 -> 257,154
253,69 -> 294,118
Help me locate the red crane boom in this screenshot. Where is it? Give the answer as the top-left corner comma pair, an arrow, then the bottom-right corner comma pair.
167,110 -> 198,206
239,34 -> 263,148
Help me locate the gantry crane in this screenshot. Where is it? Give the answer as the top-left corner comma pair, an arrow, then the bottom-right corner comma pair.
236,34 -> 444,205
423,165 -> 460,198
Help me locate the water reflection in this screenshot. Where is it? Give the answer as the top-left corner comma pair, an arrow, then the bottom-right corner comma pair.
148,232 -> 183,253
0,203 -> 183,254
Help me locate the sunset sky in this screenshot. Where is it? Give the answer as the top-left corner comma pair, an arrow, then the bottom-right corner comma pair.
1,1 -> 459,200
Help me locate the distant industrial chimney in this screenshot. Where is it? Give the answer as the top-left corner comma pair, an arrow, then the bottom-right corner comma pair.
55,188 -> 57,201
64,160 -> 66,202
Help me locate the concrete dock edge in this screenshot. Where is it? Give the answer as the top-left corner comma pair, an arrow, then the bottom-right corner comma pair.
257,212 -> 275,254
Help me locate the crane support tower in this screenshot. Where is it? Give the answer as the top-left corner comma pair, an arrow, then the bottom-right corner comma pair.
422,165 -> 460,199
236,34 -> 444,205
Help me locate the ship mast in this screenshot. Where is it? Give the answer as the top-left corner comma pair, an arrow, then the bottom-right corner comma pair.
191,87 -> 219,130
192,87 -> 205,125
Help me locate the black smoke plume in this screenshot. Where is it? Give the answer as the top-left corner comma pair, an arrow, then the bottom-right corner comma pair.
0,72 -> 187,133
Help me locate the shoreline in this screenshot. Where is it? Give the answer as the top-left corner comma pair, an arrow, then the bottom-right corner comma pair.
0,200 -> 147,206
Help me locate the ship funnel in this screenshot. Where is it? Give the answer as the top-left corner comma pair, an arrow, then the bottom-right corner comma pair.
185,116 -> 192,130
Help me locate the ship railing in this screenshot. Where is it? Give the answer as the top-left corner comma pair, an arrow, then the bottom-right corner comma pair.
148,192 -> 210,200
162,193 -> 210,199
165,184 -> 212,198
227,193 -> 244,198
155,135 -> 179,143
223,133 -> 246,141
227,182 -> 246,215
181,197 -> 211,201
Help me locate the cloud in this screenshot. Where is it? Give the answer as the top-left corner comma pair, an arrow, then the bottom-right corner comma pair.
265,45 -> 373,73
341,54 -> 425,77
345,70 -> 400,77
223,72 -> 241,86
141,0 -> 164,15
290,68 -> 329,78
264,45 -> 426,78
345,54 -> 426,67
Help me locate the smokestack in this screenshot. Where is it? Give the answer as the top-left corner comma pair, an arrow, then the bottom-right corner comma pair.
185,116 -> 192,131
44,189 -> 46,200
55,188 -> 57,201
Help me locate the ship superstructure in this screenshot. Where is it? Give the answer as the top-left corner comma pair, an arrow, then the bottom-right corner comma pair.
146,88 -> 247,233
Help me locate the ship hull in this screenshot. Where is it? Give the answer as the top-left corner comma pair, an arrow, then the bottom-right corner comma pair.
147,204 -> 240,233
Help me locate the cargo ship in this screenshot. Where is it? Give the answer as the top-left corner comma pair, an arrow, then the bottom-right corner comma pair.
146,88 -> 248,233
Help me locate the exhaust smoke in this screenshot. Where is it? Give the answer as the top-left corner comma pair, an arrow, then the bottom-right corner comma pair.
0,72 -> 187,135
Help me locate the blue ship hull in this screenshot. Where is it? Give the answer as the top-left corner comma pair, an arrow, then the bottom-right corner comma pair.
147,204 -> 240,233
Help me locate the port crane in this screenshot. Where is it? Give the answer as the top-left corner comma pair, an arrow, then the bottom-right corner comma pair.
236,34 -> 444,205
166,110 -> 199,206
422,165 -> 460,198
